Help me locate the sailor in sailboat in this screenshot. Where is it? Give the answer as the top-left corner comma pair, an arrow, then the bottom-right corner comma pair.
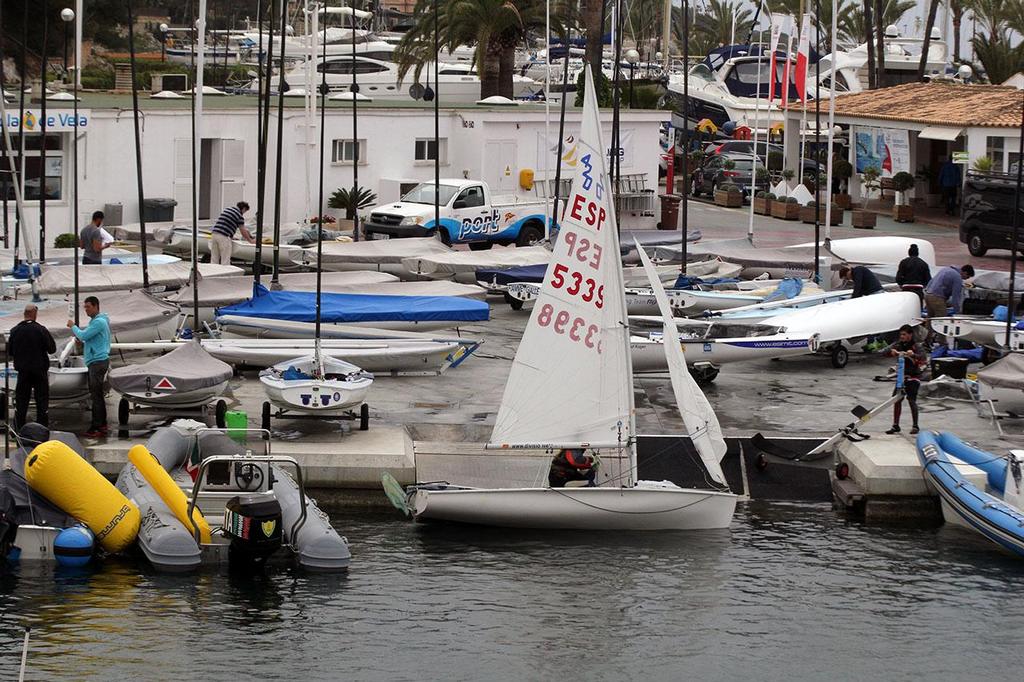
548,449 -> 597,488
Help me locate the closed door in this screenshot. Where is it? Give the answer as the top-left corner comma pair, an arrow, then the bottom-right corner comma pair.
484,140 -> 517,194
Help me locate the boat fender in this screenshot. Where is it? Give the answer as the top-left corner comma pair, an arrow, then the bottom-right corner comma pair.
128,445 -> 211,544
24,440 -> 141,553
53,526 -> 95,568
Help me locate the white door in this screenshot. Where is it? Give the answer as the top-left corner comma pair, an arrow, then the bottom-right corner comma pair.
484,140 -> 517,194
219,139 -> 246,208
172,139 -> 193,220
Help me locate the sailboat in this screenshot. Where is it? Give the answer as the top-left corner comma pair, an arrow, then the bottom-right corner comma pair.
385,69 -> 737,530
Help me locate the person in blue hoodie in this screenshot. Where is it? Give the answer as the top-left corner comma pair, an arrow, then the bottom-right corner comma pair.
67,296 -> 111,437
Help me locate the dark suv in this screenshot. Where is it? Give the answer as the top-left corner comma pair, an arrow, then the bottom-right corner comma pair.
960,172 -> 1023,256
690,153 -> 769,199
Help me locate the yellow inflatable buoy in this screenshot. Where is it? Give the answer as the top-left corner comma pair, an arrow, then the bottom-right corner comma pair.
24,441 -> 141,553
128,444 -> 211,544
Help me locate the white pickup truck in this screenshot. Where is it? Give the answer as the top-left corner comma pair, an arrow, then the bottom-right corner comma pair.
363,179 -> 554,249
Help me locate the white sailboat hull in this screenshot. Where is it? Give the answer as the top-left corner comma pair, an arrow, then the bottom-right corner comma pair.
413,486 -> 737,530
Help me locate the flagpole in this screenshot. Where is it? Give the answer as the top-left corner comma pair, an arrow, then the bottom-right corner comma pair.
780,20 -> 795,197
747,26 -> 763,241
823,0 -> 838,246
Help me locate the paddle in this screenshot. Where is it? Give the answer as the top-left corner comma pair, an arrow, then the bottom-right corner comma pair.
380,472 -> 410,517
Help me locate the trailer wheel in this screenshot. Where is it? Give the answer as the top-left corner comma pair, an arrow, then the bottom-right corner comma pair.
118,398 -> 130,426
503,292 -> 524,311
261,401 -> 272,432
831,345 -> 849,369
215,400 -> 227,428
359,403 -> 370,431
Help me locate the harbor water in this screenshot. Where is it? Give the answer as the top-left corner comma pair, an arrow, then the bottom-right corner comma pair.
2,502 -> 1023,681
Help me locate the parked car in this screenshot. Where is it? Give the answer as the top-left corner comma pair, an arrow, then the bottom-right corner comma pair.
704,140 -> 783,158
960,171 -> 1023,257
690,153 -> 769,199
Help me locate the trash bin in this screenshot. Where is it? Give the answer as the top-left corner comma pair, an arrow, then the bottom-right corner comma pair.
931,357 -> 970,380
142,197 -> 178,222
659,194 -> 680,230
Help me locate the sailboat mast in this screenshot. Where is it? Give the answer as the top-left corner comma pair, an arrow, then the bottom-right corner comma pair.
823,0 -> 837,243
352,4 -> 361,243
747,24 -> 763,240
433,0 -> 439,237
39,1 -> 47,263
679,0 -> 689,268
1005,90 -> 1023,348
127,0 -> 150,289
543,0 -> 550,239
314,6 -> 329,349
549,17 -> 572,233
813,0 -> 821,283
271,0 -> 289,283
256,0 -> 275,284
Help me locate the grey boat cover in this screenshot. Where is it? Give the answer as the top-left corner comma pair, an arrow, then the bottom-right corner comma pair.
971,271 -> 1024,294
402,245 -> 551,276
977,353 -> 1024,390
312,237 -> 453,264
652,238 -> 820,272
169,271 -> 400,308
109,342 -> 233,394
29,261 -> 242,294
1,246 -> 132,265
0,290 -> 179,344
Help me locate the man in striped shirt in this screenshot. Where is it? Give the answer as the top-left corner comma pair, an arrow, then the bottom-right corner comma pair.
210,201 -> 255,265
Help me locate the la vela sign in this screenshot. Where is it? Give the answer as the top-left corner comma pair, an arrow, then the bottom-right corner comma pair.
2,109 -> 90,133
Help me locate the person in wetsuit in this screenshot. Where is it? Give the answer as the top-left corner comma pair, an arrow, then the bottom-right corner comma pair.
881,324 -> 927,435
548,449 -> 598,488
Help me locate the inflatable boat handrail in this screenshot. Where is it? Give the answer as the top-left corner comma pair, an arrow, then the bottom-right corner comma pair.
185,453 -> 309,545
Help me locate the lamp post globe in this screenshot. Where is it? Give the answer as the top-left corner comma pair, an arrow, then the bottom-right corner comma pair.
61,8 -> 75,22
625,49 -> 639,109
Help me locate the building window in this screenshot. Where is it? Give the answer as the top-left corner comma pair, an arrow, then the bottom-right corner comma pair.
0,133 -> 64,201
414,137 -> 447,164
331,138 -> 366,164
986,136 -> 1005,171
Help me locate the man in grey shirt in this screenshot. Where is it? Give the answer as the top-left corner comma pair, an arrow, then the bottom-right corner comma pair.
80,211 -> 111,265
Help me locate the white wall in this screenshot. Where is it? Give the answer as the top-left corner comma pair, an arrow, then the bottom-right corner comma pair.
3,102 -> 666,254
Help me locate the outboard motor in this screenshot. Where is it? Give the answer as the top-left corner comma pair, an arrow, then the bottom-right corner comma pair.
0,486 -> 18,562
223,493 -> 283,566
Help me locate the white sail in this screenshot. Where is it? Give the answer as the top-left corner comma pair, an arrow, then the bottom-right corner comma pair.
490,66 -> 633,451
635,240 -> 728,486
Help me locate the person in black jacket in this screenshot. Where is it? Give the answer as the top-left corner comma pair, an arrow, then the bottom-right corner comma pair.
895,244 -> 931,304
839,264 -> 883,298
7,305 -> 57,428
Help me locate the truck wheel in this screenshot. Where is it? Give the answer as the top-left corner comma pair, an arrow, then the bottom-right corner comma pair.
516,224 -> 543,247
359,403 -> 370,431
967,232 -> 987,257
215,400 -> 227,428
118,398 -> 130,426
428,229 -> 451,246
468,241 -> 492,251
261,401 -> 272,432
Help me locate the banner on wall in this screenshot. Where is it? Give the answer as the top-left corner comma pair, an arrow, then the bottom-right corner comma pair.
536,129 -> 634,173
854,126 -> 910,177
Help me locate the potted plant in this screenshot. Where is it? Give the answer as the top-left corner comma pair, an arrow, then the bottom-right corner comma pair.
714,180 -> 743,208
891,170 -> 916,222
54,233 -> 79,248
833,158 -> 853,209
753,190 -> 771,215
915,165 -> 940,208
800,200 -> 819,223
772,195 -> 800,220
852,166 -> 880,228
973,156 -> 995,172
328,185 -> 378,230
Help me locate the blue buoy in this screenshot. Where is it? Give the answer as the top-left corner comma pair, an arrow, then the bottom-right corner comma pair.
53,526 -> 95,568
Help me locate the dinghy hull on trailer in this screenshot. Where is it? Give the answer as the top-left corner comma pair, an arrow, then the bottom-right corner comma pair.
412,486 -> 737,530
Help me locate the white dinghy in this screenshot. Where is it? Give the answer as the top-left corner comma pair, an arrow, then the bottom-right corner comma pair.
388,71 -> 737,530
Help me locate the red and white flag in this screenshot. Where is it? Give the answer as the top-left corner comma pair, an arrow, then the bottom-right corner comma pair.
794,13 -> 812,102
767,14 -> 788,102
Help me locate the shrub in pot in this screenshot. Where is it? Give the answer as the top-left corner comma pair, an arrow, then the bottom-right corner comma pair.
772,195 -> 800,220
753,190 -> 770,215
891,170 -> 916,222
714,181 -> 743,208
833,158 -> 854,209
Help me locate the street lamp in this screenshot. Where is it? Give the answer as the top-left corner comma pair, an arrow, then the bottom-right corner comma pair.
625,48 -> 639,109
61,6 -> 80,319
159,23 -> 169,62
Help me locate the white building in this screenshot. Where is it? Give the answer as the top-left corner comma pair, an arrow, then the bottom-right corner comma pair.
1,94 -> 667,252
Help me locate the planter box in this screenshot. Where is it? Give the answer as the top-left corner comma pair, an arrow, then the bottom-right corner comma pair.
851,210 -> 876,229
893,204 -> 915,223
753,197 -> 771,215
771,202 -> 800,220
833,193 -> 852,209
714,190 -> 743,208
800,205 -> 843,225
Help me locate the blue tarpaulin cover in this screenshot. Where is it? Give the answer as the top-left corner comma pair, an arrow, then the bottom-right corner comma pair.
216,284 -> 490,323
762,277 -> 804,303
475,264 -> 548,286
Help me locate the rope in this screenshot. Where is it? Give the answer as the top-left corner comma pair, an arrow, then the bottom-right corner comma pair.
548,485 -> 718,514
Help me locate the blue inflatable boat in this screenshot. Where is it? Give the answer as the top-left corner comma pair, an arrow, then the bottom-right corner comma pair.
916,431 -> 1024,556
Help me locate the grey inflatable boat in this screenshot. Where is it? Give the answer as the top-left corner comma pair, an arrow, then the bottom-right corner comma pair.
116,424 -> 350,572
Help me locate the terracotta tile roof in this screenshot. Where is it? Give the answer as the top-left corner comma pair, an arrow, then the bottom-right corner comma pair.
785,82 -> 1023,128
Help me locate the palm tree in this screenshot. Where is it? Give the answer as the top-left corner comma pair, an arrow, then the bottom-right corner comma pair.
966,0 -> 1024,83
918,0 -> 942,80
694,0 -> 753,48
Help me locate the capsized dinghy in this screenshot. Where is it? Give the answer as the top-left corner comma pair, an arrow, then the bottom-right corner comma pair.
917,431 -> 1024,556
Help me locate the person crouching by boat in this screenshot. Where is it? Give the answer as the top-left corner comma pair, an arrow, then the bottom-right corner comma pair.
838,264 -> 883,298
548,449 -> 598,488
881,324 -> 926,435
66,296 -> 111,439
210,201 -> 255,265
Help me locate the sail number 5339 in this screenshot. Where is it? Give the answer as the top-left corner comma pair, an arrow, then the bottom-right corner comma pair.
536,304 -> 602,353
550,263 -> 604,308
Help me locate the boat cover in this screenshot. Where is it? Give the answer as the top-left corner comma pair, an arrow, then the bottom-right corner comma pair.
972,271 -> 1024,293
169,271 -> 400,307
1,246 -> 133,266
652,238 -> 819,272
216,284 -> 490,323
30,261 -> 242,294
0,290 -> 179,343
110,342 -> 233,394
311,237 -> 453,264
402,245 -> 551,276
977,353 -> 1024,390
476,264 -> 548,285
619,230 -> 700,259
